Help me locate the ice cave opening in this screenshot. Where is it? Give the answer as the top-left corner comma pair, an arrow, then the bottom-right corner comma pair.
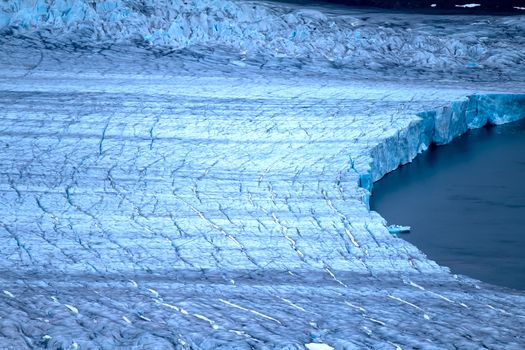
371,118 -> 525,290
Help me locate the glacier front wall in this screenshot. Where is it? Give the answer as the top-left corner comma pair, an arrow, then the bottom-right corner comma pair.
361,94 -> 525,208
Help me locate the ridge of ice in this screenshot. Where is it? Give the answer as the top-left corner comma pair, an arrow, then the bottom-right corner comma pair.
0,0 -> 524,73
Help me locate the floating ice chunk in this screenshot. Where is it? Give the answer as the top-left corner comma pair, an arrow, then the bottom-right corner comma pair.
3,290 -> 14,298
305,343 -> 334,350
387,225 -> 411,234
515,7 -> 525,10
455,4 -> 481,8
430,4 -> 437,7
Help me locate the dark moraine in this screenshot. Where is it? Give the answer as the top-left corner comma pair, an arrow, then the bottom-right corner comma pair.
370,118 -> 525,290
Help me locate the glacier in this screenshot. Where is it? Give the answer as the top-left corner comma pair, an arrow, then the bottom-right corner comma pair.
0,1 -> 525,349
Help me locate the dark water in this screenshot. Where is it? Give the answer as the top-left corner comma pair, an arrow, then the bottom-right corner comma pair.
370,119 -> 525,290
273,0 -> 525,14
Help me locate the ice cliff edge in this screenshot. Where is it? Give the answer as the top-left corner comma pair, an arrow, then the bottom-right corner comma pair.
357,94 -> 525,208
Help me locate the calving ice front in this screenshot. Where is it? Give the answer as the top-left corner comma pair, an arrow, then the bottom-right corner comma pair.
0,0 -> 524,348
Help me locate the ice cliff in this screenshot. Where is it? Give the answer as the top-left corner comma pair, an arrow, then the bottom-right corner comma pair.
365,94 -> 525,194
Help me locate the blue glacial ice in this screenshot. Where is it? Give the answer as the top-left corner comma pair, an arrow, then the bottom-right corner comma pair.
0,1 -> 525,349
1,0 -> 525,75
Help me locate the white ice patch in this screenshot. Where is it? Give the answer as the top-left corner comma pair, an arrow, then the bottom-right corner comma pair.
408,281 -> 425,290
388,295 -> 430,319
487,304 -> 511,315
158,301 -> 180,311
388,295 -> 422,310
128,279 -> 138,287
3,290 -> 14,298
388,342 -> 403,350
277,296 -> 306,312
367,317 -> 386,326
344,301 -> 366,313
219,299 -> 282,324
325,267 -> 347,287
65,304 -> 79,314
193,313 -> 219,329
305,343 -> 334,350
455,4 -> 481,8
147,288 -> 160,298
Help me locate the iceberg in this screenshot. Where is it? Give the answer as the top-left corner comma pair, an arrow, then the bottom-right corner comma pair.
387,225 -> 411,234
0,0 -> 524,348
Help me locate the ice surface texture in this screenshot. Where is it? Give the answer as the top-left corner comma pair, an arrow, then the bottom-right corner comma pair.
1,0 -> 525,77
1,1 -> 525,349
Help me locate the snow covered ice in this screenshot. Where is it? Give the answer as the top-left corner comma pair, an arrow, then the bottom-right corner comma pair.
0,0 -> 525,349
